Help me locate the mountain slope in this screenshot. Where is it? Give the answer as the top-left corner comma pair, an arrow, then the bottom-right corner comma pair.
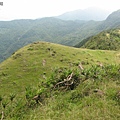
0,17 -> 102,62
75,28 -> 120,50
0,19 -> 35,62
0,42 -> 120,119
99,9 -> 120,30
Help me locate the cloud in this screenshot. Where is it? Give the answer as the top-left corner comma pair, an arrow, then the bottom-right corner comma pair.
0,0 -> 120,21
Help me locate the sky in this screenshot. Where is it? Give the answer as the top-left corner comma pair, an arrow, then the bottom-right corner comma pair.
0,0 -> 120,21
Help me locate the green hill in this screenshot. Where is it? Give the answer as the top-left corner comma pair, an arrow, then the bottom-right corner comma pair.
0,42 -> 120,119
75,28 -> 120,50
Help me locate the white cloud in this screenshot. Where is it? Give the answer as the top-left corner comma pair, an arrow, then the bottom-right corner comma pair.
0,0 -> 120,21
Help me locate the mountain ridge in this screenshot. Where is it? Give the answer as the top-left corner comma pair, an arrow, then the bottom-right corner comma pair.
0,9 -> 120,62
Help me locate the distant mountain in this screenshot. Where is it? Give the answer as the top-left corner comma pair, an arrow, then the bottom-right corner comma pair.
0,9 -> 120,62
99,9 -> 120,29
0,17 -> 102,62
75,28 -> 120,50
75,9 -> 120,49
56,7 -> 111,21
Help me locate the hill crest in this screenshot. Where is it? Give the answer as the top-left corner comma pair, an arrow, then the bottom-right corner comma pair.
0,41 -> 120,119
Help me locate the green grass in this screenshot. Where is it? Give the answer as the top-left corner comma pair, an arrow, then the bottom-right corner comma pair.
24,67 -> 120,120
0,42 -> 119,95
0,42 -> 120,119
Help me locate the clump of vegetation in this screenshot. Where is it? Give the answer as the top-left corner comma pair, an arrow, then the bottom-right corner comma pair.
0,64 -> 120,119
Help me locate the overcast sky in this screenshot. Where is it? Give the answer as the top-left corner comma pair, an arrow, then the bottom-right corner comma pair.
0,0 -> 120,21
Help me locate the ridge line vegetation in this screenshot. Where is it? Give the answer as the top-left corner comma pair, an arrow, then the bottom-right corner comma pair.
75,28 -> 120,50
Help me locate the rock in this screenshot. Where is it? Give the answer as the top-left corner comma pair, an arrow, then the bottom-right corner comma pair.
93,89 -> 105,97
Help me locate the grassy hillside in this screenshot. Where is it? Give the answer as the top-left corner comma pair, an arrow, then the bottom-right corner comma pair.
76,28 -> 120,50
0,42 -> 120,119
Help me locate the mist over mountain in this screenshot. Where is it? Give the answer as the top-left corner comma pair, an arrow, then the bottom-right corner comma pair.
99,9 -> 120,29
56,7 -> 111,21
